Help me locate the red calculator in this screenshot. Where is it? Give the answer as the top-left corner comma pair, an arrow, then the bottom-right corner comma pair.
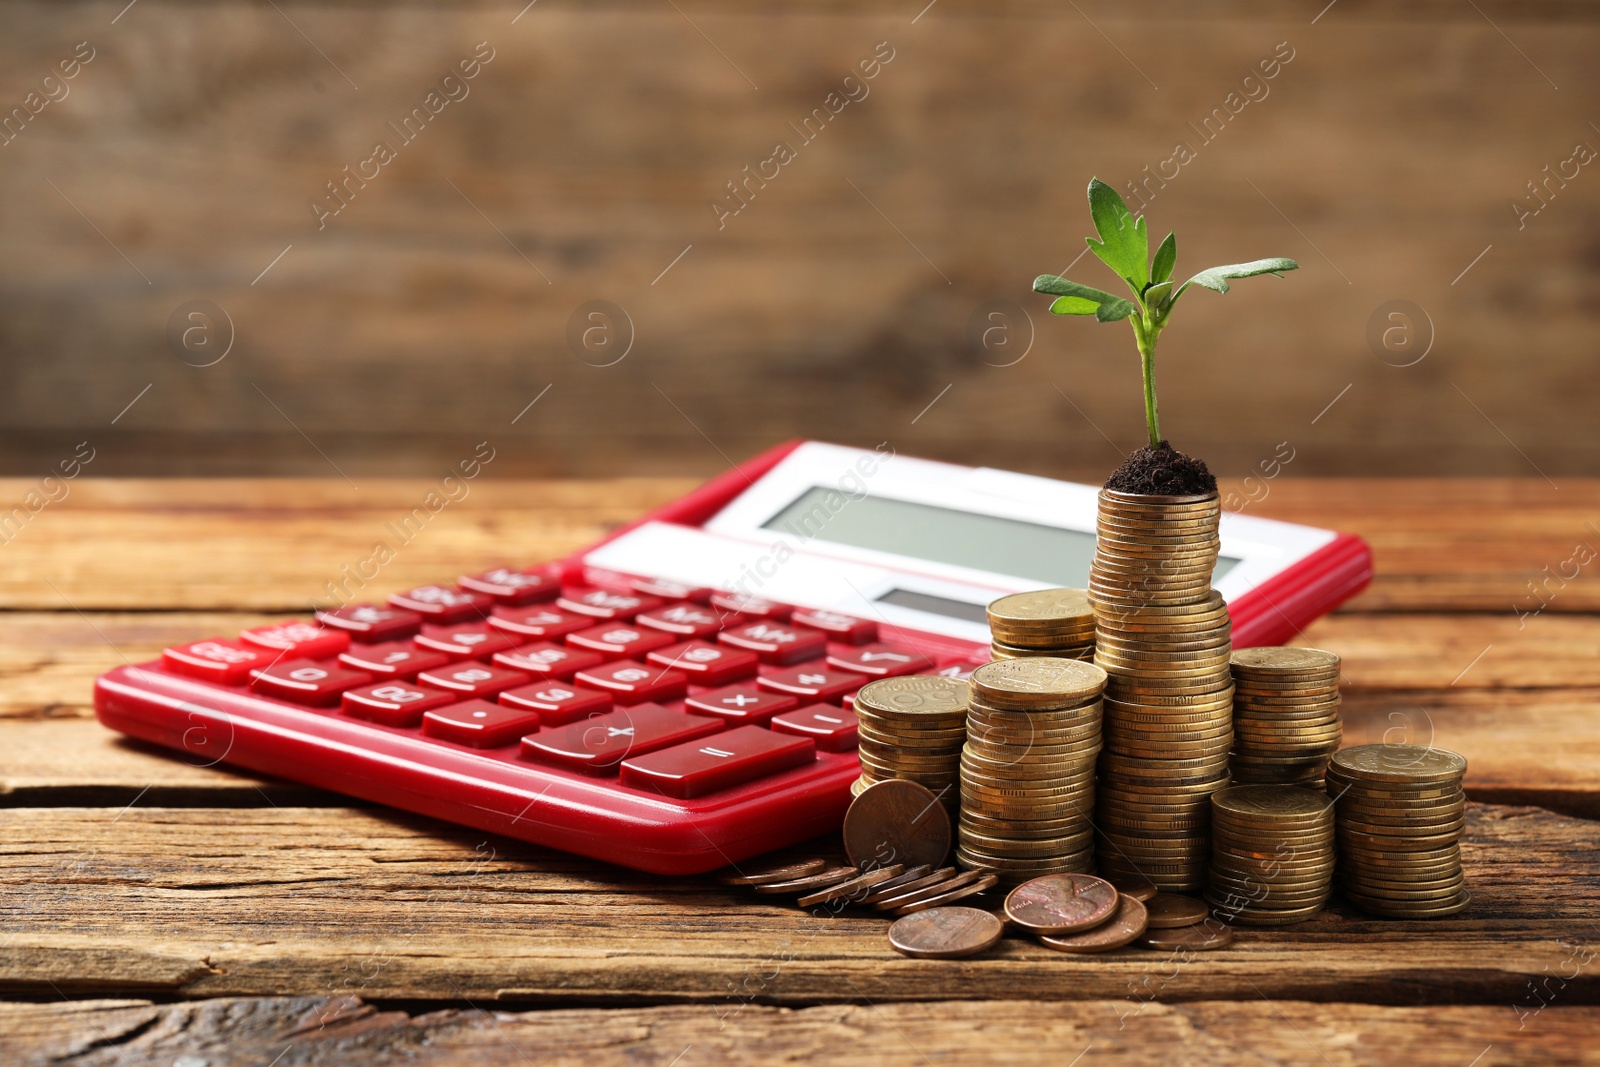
94,441 -> 1370,873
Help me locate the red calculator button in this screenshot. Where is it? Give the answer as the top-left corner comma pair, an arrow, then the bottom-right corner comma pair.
645,640 -> 759,686
708,592 -> 791,620
557,587 -> 661,621
566,623 -> 674,658
457,566 -> 560,605
684,683 -> 797,725
771,704 -> 860,752
499,682 -> 611,725
573,660 -> 687,704
791,609 -> 877,645
250,659 -> 371,706
341,681 -> 457,727
634,603 -> 727,639
417,663 -> 530,699
488,605 -> 592,641
388,585 -> 492,623
935,656 -> 986,682
758,666 -> 863,703
338,641 -> 450,679
629,576 -> 712,603
718,622 -> 826,665
315,604 -> 424,643
239,621 -> 351,661
620,726 -> 815,798
413,622 -> 522,661
520,703 -> 723,773
162,639 -> 269,685
827,642 -> 934,678
422,700 -> 541,748
492,642 -> 605,682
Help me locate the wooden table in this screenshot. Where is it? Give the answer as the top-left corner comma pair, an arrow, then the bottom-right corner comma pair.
3,478 -> 1599,1065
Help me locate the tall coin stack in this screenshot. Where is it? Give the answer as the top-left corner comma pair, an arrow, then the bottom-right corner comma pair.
1229,647 -> 1344,787
1328,744 -> 1470,918
957,658 -> 1106,886
1089,489 -> 1234,892
1206,785 -> 1335,925
985,589 -> 1096,662
852,676 -> 970,810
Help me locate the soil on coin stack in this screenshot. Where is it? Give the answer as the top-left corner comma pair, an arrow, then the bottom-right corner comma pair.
1104,442 -> 1217,496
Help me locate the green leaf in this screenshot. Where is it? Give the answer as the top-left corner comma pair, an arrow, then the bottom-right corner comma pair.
1034,275 -> 1136,322
1180,257 -> 1300,295
1150,232 -> 1177,286
1085,178 -> 1148,294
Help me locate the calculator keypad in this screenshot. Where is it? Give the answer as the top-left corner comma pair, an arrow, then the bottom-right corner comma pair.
316,604 -> 424,643
521,703 -> 723,773
423,700 -> 542,747
250,659 -> 371,706
620,726 -> 814,798
389,585 -> 493,623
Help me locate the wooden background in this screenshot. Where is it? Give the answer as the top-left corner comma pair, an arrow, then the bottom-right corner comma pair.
1,0 -> 1598,479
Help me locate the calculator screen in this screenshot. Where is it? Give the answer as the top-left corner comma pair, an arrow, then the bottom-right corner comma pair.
762,486 -> 1240,586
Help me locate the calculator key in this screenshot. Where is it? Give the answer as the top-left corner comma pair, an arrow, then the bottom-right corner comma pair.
457,566 -> 560,605
634,602 -> 727,639
684,683 -> 797,725
573,660 -> 687,705
826,642 -> 934,678
557,587 -> 662,621
250,659 -> 371,706
758,666 -> 863,704
770,705 -> 860,752
566,623 -> 675,658
422,700 -> 542,748
498,682 -> 611,725
520,703 -> 723,773
417,663 -> 531,700
790,609 -> 877,645
628,576 -> 712,603
488,605 -> 592,641
620,726 -> 815,798
388,584 -> 492,624
935,656 -> 986,682
315,604 -> 424,643
709,592 -> 791,620
162,639 -> 270,685
239,621 -> 351,661
492,642 -> 605,682
645,640 -> 758,686
717,621 -> 826,665
413,622 -> 522,661
338,640 -> 451,679
341,681 -> 457,727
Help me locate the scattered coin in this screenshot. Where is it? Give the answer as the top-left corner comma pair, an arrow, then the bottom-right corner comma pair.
1137,918 -> 1235,951
895,873 -> 1001,914
797,864 -> 908,907
858,865 -> 944,904
752,865 -> 860,895
1108,877 -> 1159,903
1143,893 -> 1211,929
1002,874 -> 1120,935
716,857 -> 827,886
872,870 -> 986,912
887,906 -> 1005,959
844,778 -> 953,871
1039,895 -> 1150,953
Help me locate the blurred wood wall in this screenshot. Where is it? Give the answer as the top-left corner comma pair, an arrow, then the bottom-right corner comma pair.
1,0 -> 1597,481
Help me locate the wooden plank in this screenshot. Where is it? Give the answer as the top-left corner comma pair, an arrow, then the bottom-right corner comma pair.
4,995 -> 1598,1067
1,802 -> 1595,1004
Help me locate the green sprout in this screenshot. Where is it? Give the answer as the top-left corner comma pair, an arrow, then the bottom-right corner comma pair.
1033,178 -> 1299,449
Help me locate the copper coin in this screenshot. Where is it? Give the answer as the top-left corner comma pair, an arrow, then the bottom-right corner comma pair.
895,873 -> 1001,914
716,857 -> 827,886
843,779 -> 952,871
1144,893 -> 1212,928
1138,918 -> 1234,951
752,865 -> 859,894
1108,877 -> 1159,903
888,906 -> 1005,959
797,863 -> 908,907
859,866 -> 950,904
872,870 -> 984,912
1039,895 -> 1149,953
1002,874 -> 1120,935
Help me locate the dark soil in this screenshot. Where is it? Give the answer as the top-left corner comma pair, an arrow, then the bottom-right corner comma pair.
1104,442 -> 1217,496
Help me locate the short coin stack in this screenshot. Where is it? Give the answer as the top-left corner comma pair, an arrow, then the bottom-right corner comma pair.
957,658 -> 1106,886
1230,647 -> 1344,787
985,588 -> 1096,662
1206,785 -> 1335,925
852,676 -> 970,810
1328,744 -> 1470,918
1089,489 -> 1234,892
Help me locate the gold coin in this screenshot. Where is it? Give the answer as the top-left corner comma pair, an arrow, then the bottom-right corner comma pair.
855,675 -> 969,718
969,658 -> 1109,710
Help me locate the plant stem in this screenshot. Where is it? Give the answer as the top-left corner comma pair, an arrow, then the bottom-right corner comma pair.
1132,314 -> 1161,448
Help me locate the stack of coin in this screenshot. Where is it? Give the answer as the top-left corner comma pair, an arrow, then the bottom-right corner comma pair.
956,658 -> 1105,886
852,675 -> 970,809
1206,785 -> 1335,925
1089,489 -> 1234,892
1230,647 -> 1343,787
986,588 -> 1096,661
1327,745 -> 1469,918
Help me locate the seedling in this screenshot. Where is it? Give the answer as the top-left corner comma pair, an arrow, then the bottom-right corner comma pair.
1033,178 -> 1299,450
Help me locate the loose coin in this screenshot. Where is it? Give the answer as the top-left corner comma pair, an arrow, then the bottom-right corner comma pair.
716,857 -> 827,886
895,873 -> 1002,914
843,778 -> 952,871
1137,918 -> 1235,951
752,865 -> 860,895
1038,895 -> 1150,953
887,906 -> 1005,959
796,863 -> 908,907
1001,874 -> 1120,935
872,870 -> 984,912
1143,893 -> 1212,929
